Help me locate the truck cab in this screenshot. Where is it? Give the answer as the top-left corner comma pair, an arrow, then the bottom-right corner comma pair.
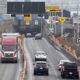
1,34 -> 19,63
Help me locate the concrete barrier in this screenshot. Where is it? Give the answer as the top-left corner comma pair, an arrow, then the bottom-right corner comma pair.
51,35 -> 56,42
50,35 -> 79,61
19,42 -> 27,80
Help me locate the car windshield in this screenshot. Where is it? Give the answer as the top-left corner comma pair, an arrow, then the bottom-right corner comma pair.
2,45 -> 17,51
37,52 -> 46,55
36,63 -> 46,67
60,60 -> 70,64
64,63 -> 77,68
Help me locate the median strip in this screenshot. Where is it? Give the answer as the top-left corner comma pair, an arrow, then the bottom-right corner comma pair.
20,43 -> 27,80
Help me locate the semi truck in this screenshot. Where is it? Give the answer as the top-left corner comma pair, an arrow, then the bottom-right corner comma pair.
1,33 -> 19,63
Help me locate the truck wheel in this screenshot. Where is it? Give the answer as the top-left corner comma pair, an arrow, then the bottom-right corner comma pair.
46,72 -> 48,76
34,71 -> 36,75
45,70 -> 49,76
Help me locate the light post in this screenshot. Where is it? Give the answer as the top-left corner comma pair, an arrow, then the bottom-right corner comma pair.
50,12 -> 53,28
54,11 -> 56,34
61,1 -> 64,36
76,4 -> 80,47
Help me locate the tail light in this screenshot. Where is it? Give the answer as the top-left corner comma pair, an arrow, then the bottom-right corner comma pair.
1,50 -> 4,57
62,66 -> 65,71
14,50 -> 17,54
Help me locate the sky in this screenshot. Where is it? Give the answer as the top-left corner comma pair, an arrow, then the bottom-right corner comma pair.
45,0 -> 80,11
7,0 -> 80,4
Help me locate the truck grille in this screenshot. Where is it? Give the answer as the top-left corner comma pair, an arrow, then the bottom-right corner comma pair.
5,54 -> 13,57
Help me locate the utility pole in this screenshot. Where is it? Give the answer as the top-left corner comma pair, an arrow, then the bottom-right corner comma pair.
61,2 -> 64,36
54,11 -> 56,34
50,12 -> 52,28
77,4 -> 80,47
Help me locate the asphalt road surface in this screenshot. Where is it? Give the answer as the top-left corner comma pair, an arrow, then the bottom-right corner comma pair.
24,37 -> 79,80
0,63 -> 18,80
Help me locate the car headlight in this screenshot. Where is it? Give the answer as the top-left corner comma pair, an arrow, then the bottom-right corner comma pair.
1,53 -> 4,57
59,66 -> 62,68
14,54 -> 18,57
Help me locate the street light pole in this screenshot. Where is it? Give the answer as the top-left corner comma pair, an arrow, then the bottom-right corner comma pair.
55,11 -> 56,34
50,12 -> 52,28
61,2 -> 64,36
77,4 -> 80,46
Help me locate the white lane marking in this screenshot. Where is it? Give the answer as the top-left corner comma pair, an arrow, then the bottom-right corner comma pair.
23,38 -> 34,80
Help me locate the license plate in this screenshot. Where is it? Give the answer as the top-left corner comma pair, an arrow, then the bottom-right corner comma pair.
69,72 -> 73,75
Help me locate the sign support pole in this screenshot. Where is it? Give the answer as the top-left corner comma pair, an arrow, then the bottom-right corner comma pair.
55,11 -> 56,34
61,3 -> 63,36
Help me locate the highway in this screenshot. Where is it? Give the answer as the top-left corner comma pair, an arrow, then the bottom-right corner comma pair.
0,0 -> 79,80
23,37 -> 79,80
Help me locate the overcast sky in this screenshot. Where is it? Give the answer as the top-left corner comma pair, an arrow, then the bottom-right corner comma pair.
7,0 -> 80,4
45,0 -> 80,11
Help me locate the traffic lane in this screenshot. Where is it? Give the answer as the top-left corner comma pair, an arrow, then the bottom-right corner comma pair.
38,38 -> 70,64
0,64 -> 18,80
37,38 -> 79,80
26,38 -> 58,80
26,37 -> 78,80
26,38 -> 42,61
0,51 -> 20,80
26,38 -> 62,80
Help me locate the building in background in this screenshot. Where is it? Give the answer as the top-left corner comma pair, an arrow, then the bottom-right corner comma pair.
0,0 -> 7,14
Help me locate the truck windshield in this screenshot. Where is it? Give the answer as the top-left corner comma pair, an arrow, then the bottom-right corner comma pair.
2,45 -> 17,51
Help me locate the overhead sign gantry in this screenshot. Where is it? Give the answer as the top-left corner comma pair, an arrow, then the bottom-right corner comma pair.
7,2 -> 45,14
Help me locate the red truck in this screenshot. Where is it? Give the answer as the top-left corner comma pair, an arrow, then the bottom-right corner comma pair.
1,36 -> 18,63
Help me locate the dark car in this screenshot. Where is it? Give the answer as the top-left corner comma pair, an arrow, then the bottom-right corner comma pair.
35,33 -> 42,40
25,33 -> 33,37
61,62 -> 79,79
33,61 -> 49,75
